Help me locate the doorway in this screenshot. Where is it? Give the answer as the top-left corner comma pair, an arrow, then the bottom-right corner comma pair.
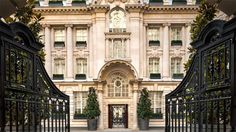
108,104 -> 128,128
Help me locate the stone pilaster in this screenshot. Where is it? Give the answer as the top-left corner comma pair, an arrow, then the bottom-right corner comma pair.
97,82 -> 105,129
185,23 -> 191,63
66,24 -> 73,80
143,23 -> 148,78
44,24 -> 52,78
133,84 -> 138,130
162,23 -> 170,80
65,89 -> 74,121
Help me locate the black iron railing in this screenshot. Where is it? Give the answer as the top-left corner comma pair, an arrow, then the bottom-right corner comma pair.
165,18 -> 236,132
0,21 -> 70,131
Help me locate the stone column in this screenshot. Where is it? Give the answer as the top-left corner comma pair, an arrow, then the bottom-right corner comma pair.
105,38 -> 109,59
65,88 -> 74,121
162,23 -> 170,80
97,83 -> 104,129
127,38 -> 130,58
185,23 -> 191,61
143,23 -> 148,78
132,82 -> 139,130
66,24 -> 73,80
44,24 -> 52,78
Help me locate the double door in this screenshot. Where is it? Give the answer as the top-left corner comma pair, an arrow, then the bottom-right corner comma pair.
108,104 -> 128,128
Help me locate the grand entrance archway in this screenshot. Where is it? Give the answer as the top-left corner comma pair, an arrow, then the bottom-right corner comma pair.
97,60 -> 139,129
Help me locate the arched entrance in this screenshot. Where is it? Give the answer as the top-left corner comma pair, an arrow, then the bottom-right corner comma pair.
97,60 -> 139,129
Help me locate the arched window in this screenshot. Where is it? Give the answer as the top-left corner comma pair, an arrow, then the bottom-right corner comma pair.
108,72 -> 128,97
109,7 -> 126,32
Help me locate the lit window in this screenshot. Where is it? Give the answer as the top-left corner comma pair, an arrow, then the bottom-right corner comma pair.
75,58 -> 87,80
149,58 -> 161,79
74,92 -> 88,114
149,91 -> 163,114
171,58 -> 184,79
53,58 -> 65,80
108,72 -> 128,97
171,27 -> 182,46
148,27 -> 160,46
54,29 -> 65,47
76,28 -> 87,47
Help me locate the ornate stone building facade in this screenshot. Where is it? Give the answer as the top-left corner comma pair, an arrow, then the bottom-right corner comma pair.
35,0 -> 198,129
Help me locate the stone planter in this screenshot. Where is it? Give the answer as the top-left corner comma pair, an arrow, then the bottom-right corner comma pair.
138,118 -> 149,130
87,119 -> 98,131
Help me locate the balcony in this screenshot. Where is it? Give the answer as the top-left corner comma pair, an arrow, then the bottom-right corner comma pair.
75,74 -> 86,80
54,41 -> 65,47
150,73 -> 161,79
49,0 -> 63,6
72,0 -> 86,5
172,0 -> 187,4
149,40 -> 160,46
171,40 -> 182,46
172,73 -> 184,79
76,41 -> 87,47
53,74 -> 64,80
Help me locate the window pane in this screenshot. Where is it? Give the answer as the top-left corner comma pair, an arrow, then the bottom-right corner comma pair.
149,58 -> 159,73
76,58 -> 87,74
148,28 -> 159,41
76,28 -> 87,41
55,29 -> 65,42
171,27 -> 182,40
54,58 -> 65,74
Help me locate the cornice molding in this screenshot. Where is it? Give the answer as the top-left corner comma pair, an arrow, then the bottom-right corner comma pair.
34,4 -> 198,14
34,5 -> 110,14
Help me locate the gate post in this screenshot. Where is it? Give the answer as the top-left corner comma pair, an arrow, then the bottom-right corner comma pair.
0,20 -> 6,132
231,35 -> 236,132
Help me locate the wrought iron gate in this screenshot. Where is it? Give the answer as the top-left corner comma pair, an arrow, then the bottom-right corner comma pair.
0,21 -> 70,131
165,18 -> 236,132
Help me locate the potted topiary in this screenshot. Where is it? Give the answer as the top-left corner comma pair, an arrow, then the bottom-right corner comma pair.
137,88 -> 152,130
84,87 -> 101,131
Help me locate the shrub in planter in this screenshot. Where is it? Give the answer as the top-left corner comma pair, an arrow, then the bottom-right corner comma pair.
137,88 -> 152,130
84,87 -> 101,131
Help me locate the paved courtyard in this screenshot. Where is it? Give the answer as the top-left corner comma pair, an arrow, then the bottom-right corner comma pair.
70,127 -> 165,132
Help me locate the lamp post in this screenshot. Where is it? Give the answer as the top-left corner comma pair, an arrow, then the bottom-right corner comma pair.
0,0 -> 27,18
206,0 -> 236,16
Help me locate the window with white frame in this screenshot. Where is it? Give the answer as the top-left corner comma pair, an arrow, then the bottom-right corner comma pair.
148,27 -> 160,46
149,58 -> 161,79
53,58 -> 65,79
75,58 -> 87,79
74,92 -> 88,114
171,58 -> 184,79
171,27 -> 182,46
149,58 -> 160,73
108,72 -> 128,97
54,29 -> 65,47
109,39 -> 126,59
149,91 -> 163,114
76,28 -> 87,47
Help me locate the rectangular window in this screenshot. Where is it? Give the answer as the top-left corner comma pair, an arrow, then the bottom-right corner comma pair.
53,58 -> 65,80
74,92 -> 88,114
148,27 -> 160,46
54,29 -> 65,47
149,91 -> 163,115
171,58 -> 184,79
149,58 -> 161,79
171,27 -> 182,46
75,58 -> 87,79
76,28 -> 87,47
109,39 -> 126,59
